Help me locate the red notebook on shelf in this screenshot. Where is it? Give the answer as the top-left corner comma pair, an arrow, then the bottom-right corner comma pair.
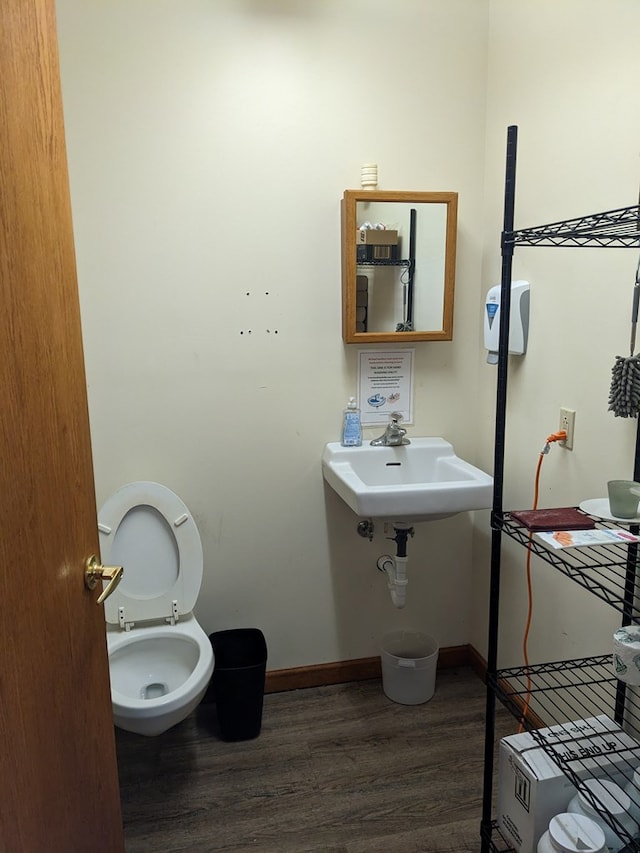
510,507 -> 596,531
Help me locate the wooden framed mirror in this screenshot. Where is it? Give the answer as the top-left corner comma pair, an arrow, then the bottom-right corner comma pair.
341,190 -> 458,343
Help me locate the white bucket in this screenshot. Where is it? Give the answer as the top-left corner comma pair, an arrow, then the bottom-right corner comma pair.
380,630 -> 439,705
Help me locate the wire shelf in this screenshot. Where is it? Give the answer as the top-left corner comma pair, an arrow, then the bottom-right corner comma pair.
490,656 -> 633,732
496,511 -> 640,618
356,258 -> 411,267
489,656 -> 640,851
503,204 -> 640,248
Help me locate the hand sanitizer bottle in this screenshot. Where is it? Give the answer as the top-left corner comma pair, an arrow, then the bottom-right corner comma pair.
341,397 -> 362,446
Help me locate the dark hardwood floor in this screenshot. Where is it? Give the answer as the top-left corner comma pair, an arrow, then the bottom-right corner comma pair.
116,667 -> 515,853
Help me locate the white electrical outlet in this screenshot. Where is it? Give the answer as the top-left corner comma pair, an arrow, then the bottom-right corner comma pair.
559,407 -> 576,450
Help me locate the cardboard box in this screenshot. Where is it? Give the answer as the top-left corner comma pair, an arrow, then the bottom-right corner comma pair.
497,715 -> 640,853
356,229 -> 398,245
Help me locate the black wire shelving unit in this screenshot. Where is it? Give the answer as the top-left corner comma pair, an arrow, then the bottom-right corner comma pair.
481,125 -> 640,853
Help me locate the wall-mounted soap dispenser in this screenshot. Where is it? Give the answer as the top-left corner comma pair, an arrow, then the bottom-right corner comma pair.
484,280 -> 530,364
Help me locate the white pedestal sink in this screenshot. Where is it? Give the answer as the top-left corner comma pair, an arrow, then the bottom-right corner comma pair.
322,437 -> 493,523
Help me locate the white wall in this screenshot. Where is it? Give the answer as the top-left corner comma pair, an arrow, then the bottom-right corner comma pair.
56,0 -> 640,676
55,0 -> 490,669
471,0 -> 640,667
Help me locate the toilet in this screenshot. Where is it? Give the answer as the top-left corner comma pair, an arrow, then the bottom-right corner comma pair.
98,481 -> 214,736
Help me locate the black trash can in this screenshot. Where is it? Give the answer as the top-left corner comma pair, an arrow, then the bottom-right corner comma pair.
209,628 -> 267,741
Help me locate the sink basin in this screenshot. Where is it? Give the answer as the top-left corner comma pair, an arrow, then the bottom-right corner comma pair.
322,437 -> 493,522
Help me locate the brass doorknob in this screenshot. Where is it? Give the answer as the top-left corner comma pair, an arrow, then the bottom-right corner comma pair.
85,555 -> 123,605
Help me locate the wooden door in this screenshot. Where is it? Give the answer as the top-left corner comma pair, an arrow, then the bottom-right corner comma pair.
0,1 -> 124,850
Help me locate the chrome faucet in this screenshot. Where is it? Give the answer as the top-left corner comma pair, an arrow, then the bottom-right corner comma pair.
370,412 -> 410,447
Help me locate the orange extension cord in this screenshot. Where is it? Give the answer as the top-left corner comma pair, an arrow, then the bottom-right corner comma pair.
518,430 -> 567,732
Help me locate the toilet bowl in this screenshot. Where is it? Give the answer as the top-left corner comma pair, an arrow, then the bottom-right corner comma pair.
98,481 -> 214,736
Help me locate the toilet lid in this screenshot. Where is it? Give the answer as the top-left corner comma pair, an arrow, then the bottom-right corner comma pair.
98,481 -> 203,626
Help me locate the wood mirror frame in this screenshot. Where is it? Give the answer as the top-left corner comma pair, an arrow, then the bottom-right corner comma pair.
341,190 -> 458,344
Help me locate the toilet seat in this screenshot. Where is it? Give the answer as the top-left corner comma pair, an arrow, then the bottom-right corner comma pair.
98,481 -> 203,629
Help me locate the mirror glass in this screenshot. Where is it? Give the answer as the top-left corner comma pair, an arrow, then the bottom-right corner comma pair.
341,190 -> 457,343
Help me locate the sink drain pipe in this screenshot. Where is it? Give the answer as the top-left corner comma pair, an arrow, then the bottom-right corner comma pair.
377,524 -> 414,609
